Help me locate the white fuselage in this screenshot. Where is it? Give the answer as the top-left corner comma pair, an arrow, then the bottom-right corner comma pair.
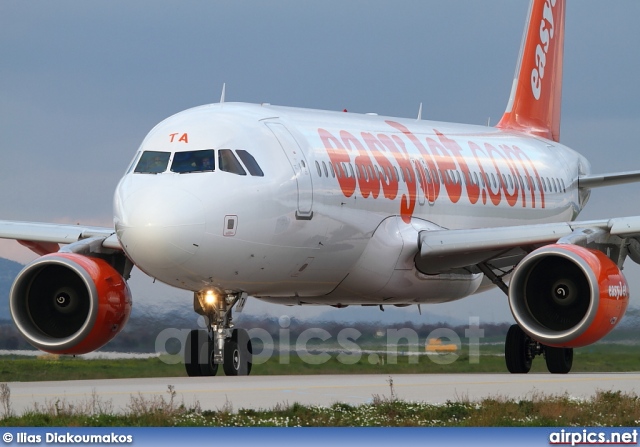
113,103 -> 589,306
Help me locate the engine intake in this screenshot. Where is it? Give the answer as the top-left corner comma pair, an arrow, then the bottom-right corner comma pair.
508,244 -> 628,348
10,253 -> 132,354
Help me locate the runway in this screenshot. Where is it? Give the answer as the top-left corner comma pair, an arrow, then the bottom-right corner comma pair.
5,373 -> 640,414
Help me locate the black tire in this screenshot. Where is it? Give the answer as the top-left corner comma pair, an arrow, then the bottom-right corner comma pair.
199,337 -> 219,376
223,328 -> 252,376
185,329 -> 205,377
505,324 -> 532,374
545,346 -> 573,374
185,329 -> 218,377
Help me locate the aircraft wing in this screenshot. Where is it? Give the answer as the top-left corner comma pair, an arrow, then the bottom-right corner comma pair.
578,170 -> 640,189
416,216 -> 640,275
0,220 -> 120,255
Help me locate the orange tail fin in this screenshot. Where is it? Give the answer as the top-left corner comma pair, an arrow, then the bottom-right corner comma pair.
496,0 -> 566,142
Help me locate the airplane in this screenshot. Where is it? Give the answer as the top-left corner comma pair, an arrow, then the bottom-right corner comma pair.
2,0 -> 640,376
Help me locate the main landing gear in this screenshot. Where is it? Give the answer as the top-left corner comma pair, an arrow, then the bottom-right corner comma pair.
184,291 -> 252,376
505,324 -> 573,374
478,263 -> 574,374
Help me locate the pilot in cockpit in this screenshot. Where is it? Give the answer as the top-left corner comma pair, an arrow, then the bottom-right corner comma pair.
201,156 -> 213,170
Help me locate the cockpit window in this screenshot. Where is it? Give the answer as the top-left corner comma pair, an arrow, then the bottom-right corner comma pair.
134,151 -> 170,174
126,151 -> 142,174
219,149 -> 246,175
170,150 -> 215,173
236,150 -> 264,177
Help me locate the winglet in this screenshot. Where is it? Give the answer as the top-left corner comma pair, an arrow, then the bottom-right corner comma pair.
496,0 -> 566,142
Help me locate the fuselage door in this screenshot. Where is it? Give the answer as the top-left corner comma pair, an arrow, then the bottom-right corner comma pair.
265,122 -> 313,219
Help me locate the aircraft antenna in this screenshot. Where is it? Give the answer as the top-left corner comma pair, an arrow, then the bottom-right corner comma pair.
487,117 -> 491,127
220,83 -> 226,104
417,102 -> 423,121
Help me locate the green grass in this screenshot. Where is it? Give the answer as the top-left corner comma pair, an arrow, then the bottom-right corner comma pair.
1,388 -> 639,427
1,342 -> 638,383
0,356 -> 184,383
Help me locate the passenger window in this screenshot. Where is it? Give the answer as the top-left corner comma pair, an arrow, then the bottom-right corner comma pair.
236,150 -> 264,177
315,161 -> 322,177
219,149 -> 246,175
134,151 -> 171,174
170,149 -> 215,173
329,162 -> 335,178
322,161 -> 329,177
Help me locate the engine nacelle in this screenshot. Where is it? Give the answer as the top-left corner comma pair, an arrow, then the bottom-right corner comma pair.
10,253 -> 132,355
508,244 -> 628,348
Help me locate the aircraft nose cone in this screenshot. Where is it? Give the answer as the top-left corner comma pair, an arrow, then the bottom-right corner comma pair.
117,187 -> 205,270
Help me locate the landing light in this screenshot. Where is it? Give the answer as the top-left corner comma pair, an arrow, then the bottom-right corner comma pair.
204,290 -> 216,306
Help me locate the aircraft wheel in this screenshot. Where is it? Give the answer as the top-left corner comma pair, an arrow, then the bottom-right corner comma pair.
505,324 -> 532,374
223,328 -> 252,376
199,338 -> 219,376
545,346 -> 573,374
185,329 -> 207,377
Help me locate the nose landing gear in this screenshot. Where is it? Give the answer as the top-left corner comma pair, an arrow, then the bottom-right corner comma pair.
184,291 -> 252,377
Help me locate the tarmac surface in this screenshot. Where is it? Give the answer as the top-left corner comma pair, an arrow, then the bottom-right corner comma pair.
6,373 -> 640,414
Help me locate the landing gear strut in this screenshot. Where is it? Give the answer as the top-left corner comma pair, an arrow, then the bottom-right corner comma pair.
184,291 -> 252,377
504,324 -> 573,374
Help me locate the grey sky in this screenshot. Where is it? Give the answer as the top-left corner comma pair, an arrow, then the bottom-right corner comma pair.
1,1 -> 640,323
